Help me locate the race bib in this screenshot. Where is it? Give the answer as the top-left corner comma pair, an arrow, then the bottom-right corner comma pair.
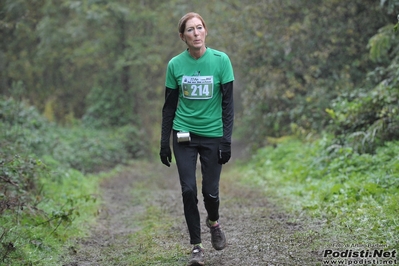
181,76 -> 214,99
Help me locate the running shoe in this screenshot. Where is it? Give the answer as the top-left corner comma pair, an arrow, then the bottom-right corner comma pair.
188,245 -> 205,266
206,217 -> 227,250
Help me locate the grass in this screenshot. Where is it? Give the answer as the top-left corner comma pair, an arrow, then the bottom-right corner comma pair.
2,96 -> 398,264
118,163 -> 187,265
237,136 -> 399,249
59,162 -> 189,266
0,160 -> 101,265
125,205 -> 187,265
0,96 -> 149,265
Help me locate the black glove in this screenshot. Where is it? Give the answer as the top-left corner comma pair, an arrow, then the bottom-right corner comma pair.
160,145 -> 172,167
218,142 -> 231,165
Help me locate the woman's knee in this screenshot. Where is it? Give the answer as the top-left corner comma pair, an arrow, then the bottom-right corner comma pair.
203,191 -> 219,203
182,186 -> 197,200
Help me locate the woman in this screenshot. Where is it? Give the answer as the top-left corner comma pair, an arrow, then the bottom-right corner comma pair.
160,12 -> 234,266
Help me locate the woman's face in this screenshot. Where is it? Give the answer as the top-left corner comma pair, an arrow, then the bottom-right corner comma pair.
180,17 -> 207,51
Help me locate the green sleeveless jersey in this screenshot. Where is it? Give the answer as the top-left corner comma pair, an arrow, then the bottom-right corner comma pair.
165,48 -> 234,137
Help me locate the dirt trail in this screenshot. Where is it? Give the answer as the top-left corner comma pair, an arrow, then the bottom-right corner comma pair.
62,142 -> 325,265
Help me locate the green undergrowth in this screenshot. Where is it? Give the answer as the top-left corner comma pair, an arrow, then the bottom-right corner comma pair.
0,96 -> 147,174
0,97 -> 148,265
238,136 -> 399,249
0,158 -> 101,265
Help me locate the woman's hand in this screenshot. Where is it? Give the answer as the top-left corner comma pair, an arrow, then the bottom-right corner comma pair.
160,145 -> 172,167
218,142 -> 231,164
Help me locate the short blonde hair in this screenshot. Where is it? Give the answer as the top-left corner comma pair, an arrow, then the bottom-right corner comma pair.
178,12 -> 207,34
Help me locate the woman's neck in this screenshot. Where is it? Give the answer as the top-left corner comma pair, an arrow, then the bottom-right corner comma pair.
188,47 -> 206,59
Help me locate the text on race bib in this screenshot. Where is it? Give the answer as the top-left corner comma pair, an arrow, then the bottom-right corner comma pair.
181,76 -> 214,99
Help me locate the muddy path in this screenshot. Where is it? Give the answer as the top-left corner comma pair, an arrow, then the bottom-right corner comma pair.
62,143 -> 327,265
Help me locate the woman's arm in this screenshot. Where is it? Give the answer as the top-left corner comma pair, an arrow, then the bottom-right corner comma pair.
219,81 -> 234,164
160,87 -> 179,167
221,81 -> 234,145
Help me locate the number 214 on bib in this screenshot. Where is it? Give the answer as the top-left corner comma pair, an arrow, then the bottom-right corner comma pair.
182,76 -> 214,99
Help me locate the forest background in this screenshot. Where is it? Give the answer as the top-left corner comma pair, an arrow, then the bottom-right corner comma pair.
2,0 -> 399,150
1,0 -> 399,264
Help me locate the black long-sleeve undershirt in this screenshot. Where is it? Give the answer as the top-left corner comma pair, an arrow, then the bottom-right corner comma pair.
220,81 -> 234,146
161,87 -> 178,147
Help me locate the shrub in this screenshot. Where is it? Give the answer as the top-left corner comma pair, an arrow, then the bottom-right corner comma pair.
0,96 -> 148,173
240,136 -> 399,247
